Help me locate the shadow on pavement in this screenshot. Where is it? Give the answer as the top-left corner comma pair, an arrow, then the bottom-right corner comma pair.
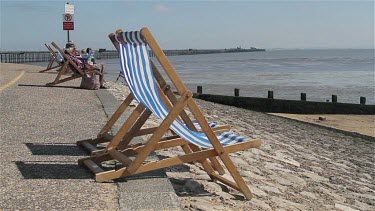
18,84 -> 81,89
15,161 -> 93,179
25,143 -> 87,156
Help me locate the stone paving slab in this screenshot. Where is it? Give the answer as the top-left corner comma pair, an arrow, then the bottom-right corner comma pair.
95,89 -> 181,210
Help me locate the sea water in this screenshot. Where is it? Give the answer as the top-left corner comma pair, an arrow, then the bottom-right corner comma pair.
102,49 -> 374,104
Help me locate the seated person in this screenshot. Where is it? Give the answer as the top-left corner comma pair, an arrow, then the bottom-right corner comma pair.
65,42 -> 85,70
78,49 -> 88,62
86,48 -> 96,64
64,42 -> 106,88
81,49 -> 88,58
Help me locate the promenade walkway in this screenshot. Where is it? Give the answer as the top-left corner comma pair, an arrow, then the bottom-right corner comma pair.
0,63 -> 180,210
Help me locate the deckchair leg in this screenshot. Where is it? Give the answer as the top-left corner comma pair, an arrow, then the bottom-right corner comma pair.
40,58 -> 54,72
105,103 -> 146,150
180,144 -> 219,178
97,94 -> 135,137
77,95 -> 134,154
117,109 -> 152,150
124,91 -> 192,175
187,98 -> 254,199
116,83 -> 173,150
77,134 -> 112,154
47,74 -> 82,86
46,62 -> 69,86
181,143 -> 225,175
91,139 -> 260,196
150,66 -> 226,175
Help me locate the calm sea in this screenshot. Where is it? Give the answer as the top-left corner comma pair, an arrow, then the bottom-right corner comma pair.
30,49 -> 374,104
102,49 -> 374,104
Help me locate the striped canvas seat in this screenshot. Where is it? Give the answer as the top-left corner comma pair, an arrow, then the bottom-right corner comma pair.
117,31 -> 248,148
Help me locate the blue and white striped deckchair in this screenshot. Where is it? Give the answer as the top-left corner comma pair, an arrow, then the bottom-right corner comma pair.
116,31 -> 247,149
79,28 -> 261,200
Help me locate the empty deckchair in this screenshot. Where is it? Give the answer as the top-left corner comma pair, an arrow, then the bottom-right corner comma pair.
46,42 -> 85,86
78,28 -> 261,199
40,44 -> 64,73
77,29 -> 230,156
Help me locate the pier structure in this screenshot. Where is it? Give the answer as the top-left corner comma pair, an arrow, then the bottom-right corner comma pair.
0,47 -> 265,63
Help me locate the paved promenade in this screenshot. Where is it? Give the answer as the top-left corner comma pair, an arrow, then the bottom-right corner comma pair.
0,63 -> 180,210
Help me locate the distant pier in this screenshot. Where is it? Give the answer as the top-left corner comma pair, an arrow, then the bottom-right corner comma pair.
150,47 -> 265,57
0,47 -> 265,63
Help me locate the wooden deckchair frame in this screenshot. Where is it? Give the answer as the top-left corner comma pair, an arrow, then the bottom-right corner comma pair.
78,28 -> 262,200
77,29 -> 229,155
77,30 -> 230,174
46,42 -> 85,86
40,44 -> 63,73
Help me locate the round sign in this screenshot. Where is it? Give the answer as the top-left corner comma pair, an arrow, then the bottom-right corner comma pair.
64,14 -> 72,21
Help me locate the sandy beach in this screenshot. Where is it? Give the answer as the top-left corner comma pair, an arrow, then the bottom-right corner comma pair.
270,114 -> 374,138
106,81 -> 374,211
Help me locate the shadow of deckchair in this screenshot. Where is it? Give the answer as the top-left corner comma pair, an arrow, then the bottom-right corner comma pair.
18,84 -> 81,89
39,43 -> 63,73
25,143 -> 87,156
15,161 -> 92,179
78,28 -> 262,200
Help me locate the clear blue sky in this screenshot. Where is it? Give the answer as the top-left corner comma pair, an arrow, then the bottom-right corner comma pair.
1,0 -> 374,51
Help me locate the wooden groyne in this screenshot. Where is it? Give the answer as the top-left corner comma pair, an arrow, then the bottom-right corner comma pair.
0,48 -> 265,63
194,87 -> 374,115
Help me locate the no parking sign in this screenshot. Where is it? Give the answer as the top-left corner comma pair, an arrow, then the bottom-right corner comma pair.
63,13 -> 74,30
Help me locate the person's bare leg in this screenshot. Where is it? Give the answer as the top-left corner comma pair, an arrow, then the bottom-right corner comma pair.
100,64 -> 106,88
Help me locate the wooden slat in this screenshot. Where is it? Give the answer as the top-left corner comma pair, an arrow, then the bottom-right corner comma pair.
41,44 -> 59,72
105,103 -> 146,149
45,62 -> 68,86
98,94 -> 134,137
125,91 -> 191,174
210,173 -> 241,192
83,160 -> 104,174
117,109 -> 152,150
108,148 -> 132,166
108,33 -> 120,51
134,127 -> 158,137
96,169 -> 124,182
134,139 -> 261,175
80,141 -> 98,152
140,28 -> 188,95
188,96 -> 255,199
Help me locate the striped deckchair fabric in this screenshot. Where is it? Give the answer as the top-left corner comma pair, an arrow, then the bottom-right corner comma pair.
117,31 -> 248,148
78,27 -> 262,200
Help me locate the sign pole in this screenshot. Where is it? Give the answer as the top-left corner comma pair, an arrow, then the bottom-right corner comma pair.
67,30 -> 70,42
